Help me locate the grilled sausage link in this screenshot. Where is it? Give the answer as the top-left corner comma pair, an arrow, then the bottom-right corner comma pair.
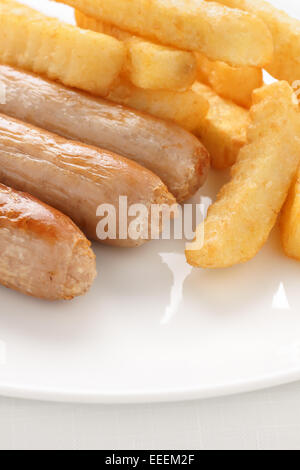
0,65 -> 209,202
0,184 -> 97,300
0,113 -> 176,246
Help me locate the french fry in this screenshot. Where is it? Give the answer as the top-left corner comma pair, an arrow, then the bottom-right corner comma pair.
208,0 -> 300,84
192,82 -> 250,170
56,0 -> 273,67
107,78 -> 209,133
75,10 -> 197,91
196,52 -> 263,109
186,82 -> 300,269
281,172 -> 300,261
0,0 -> 125,97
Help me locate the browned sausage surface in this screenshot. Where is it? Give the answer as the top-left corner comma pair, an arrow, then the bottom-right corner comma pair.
0,184 -> 97,300
0,113 -> 176,246
0,65 -> 210,202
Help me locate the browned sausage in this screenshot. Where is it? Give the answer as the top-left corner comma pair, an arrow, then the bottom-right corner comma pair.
0,184 -> 97,300
0,65 -> 209,202
0,113 -> 176,247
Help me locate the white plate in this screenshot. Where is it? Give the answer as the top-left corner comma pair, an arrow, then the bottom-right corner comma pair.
1,0 -> 300,404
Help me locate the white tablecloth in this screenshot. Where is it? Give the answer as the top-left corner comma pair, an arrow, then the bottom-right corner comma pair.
1,382 -> 300,450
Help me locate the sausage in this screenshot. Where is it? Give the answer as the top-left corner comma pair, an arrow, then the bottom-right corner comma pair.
0,113 -> 176,247
0,184 -> 97,300
0,65 -> 209,202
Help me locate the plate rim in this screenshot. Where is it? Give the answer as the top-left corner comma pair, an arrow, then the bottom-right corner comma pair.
1,367 -> 300,404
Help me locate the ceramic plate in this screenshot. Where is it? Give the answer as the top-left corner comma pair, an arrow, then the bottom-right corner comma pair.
1,0 -> 300,404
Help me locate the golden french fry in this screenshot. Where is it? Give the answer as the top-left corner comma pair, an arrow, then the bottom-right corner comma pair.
196,52 -> 263,108
208,0 -> 300,84
107,78 -> 209,133
186,82 -> 300,269
57,0 -> 273,67
192,82 -> 250,169
75,10 -> 197,91
281,172 -> 300,261
0,0 -> 125,97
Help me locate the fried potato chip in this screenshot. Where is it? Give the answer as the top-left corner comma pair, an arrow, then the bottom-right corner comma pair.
281,171 -> 300,261
192,82 -> 250,169
186,82 -> 300,269
196,52 -> 263,108
209,0 -> 300,84
75,10 -> 197,91
107,78 -> 209,133
0,0 -> 125,97
57,0 -> 273,67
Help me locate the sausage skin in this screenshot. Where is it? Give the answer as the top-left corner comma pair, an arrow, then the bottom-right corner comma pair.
0,184 -> 97,300
0,113 -> 176,246
0,65 -> 209,202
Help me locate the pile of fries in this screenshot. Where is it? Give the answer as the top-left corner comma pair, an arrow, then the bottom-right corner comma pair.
1,0 -> 300,299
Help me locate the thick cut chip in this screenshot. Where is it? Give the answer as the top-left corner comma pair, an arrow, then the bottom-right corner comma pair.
193,82 -> 250,169
56,0 -> 274,67
0,0 -> 125,96
186,82 -> 300,268
281,172 -> 300,261
107,78 -> 209,133
196,52 -> 263,108
75,10 -> 197,91
208,0 -> 300,84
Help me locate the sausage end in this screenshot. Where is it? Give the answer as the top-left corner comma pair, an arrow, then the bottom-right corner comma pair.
63,239 -> 97,300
